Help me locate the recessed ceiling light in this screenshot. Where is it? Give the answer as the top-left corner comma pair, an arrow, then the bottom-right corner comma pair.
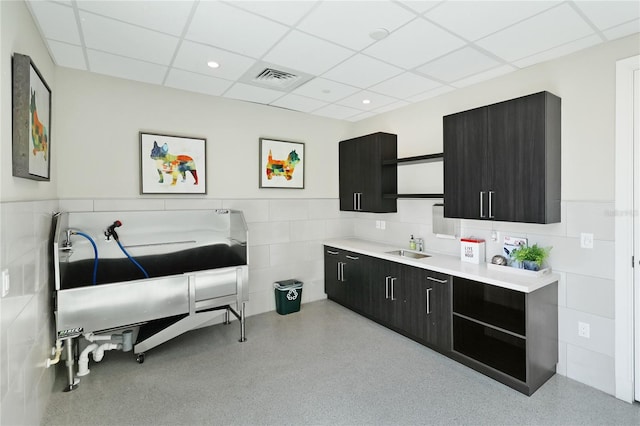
362,99 -> 371,105
207,61 -> 220,69
369,28 -> 389,41
322,89 -> 331,94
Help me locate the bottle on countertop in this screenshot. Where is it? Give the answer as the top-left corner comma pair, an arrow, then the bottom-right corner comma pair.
409,235 -> 416,250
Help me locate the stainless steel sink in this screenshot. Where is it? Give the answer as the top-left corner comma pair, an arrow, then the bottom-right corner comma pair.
385,249 -> 430,259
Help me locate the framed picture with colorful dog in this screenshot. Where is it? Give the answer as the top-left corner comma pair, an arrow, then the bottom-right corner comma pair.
140,132 -> 206,194
12,53 -> 51,181
259,138 -> 305,189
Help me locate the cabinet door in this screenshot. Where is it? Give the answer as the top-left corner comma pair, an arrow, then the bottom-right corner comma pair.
370,259 -> 404,329
443,107 -> 488,219
324,248 -> 346,304
341,252 -> 369,314
339,133 -> 397,213
404,267 -> 451,352
488,92 -> 548,223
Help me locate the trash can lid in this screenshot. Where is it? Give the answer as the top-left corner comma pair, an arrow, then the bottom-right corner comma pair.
274,279 -> 303,289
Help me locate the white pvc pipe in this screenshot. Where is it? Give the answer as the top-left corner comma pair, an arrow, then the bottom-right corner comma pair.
76,343 -> 98,377
94,343 -> 122,362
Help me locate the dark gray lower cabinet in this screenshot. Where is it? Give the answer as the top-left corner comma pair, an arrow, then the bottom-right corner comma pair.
370,258 -> 405,330
404,269 -> 451,353
324,247 -> 369,314
450,277 -> 558,396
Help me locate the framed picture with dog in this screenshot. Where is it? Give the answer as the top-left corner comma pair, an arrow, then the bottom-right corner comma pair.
140,132 -> 207,194
259,138 -> 305,189
12,53 -> 51,181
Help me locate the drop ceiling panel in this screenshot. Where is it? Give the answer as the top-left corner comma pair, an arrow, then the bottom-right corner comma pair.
165,68 -> 233,97
322,54 -> 403,88
364,18 -> 466,69
312,103 -> 363,120
603,20 -> 640,41
476,3 -> 595,62
425,1 -> 560,41
76,0 -> 194,36
291,78 -> 360,102
232,1 -> 318,26
416,46 -> 501,83
173,41 -> 255,81
369,72 -> 441,98
407,85 -> 455,103
296,1 -> 417,51
263,30 -> 355,75
223,82 -> 285,104
337,90 -> 397,111
399,1 -> 442,14
186,1 -> 289,58
270,93 -> 328,113
27,1 -> 80,44
451,64 -> 515,88
87,50 -> 168,85
374,100 -> 411,114
513,34 -> 602,68
47,40 -> 87,70
573,1 -> 640,31
80,12 -> 179,65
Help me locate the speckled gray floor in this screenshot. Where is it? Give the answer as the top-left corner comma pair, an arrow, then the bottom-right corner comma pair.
42,300 -> 639,425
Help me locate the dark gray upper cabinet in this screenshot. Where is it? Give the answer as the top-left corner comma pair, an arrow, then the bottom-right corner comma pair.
443,92 -> 561,224
339,132 -> 397,213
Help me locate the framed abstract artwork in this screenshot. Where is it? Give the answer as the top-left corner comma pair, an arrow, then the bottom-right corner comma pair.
259,138 -> 305,189
140,132 -> 207,194
12,53 -> 51,180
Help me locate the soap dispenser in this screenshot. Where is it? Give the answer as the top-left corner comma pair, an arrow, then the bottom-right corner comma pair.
409,235 -> 416,250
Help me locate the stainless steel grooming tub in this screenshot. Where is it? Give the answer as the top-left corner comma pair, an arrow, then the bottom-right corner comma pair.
51,209 -> 249,390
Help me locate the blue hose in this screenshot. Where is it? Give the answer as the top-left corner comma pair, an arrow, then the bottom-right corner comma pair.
116,239 -> 150,279
74,231 -> 98,285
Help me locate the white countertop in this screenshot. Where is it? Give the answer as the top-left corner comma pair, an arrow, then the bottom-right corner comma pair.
324,238 -> 559,293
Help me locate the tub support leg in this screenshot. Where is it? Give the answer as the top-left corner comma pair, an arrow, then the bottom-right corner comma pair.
223,308 -> 230,325
239,302 -> 246,343
63,337 -> 79,392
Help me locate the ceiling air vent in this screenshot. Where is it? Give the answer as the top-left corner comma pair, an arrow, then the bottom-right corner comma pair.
240,62 -> 314,92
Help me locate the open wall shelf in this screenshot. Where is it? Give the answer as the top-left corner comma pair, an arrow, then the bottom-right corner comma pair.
382,153 -> 444,166
383,153 -> 444,199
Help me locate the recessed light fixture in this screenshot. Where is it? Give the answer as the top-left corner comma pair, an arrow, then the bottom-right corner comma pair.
369,28 -> 389,41
362,99 -> 371,105
207,61 -> 220,69
322,89 -> 331,94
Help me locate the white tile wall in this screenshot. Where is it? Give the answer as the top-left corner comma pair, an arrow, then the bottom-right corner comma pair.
0,200 -> 58,426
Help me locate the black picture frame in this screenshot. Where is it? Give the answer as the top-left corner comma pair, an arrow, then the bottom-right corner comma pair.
259,138 -> 305,189
12,53 -> 51,181
140,132 -> 207,194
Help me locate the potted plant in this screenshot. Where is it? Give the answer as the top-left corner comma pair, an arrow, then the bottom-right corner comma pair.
510,244 -> 552,271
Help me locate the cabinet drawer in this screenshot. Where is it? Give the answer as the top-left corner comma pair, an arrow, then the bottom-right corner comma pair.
453,315 -> 526,382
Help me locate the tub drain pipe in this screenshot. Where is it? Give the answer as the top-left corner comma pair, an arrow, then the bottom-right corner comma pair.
77,331 -> 133,377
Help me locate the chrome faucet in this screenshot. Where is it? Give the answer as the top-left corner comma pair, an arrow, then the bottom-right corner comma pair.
416,238 -> 424,252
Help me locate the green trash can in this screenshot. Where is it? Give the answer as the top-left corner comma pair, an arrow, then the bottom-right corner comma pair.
274,279 -> 303,315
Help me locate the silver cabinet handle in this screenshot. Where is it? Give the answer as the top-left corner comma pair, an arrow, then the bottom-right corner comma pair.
337,262 -> 341,281
390,277 -> 397,301
426,288 -> 432,314
385,276 -> 389,299
480,191 -> 485,218
357,193 -> 362,211
327,250 -> 339,255
427,276 -> 448,284
346,255 -> 359,260
353,193 -> 358,210
340,263 -> 345,282
489,191 -> 494,218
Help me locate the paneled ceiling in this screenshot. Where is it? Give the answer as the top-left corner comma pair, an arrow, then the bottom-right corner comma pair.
26,0 -> 640,121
